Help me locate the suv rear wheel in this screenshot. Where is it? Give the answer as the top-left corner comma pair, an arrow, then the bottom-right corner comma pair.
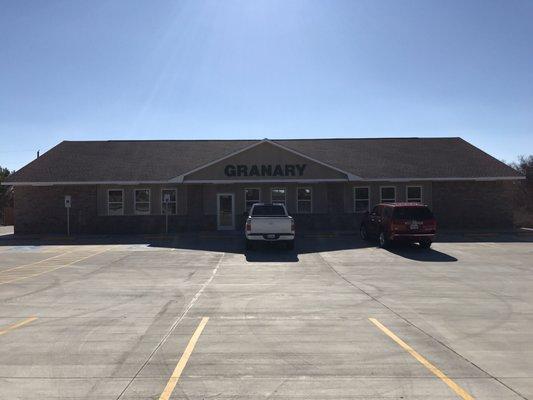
378,231 -> 390,248
360,224 -> 369,241
419,240 -> 432,249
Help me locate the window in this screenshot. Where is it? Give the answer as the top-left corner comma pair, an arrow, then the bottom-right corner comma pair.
134,189 -> 151,215
271,188 -> 286,205
251,205 -> 287,216
108,189 -> 124,216
244,188 -> 260,212
354,187 -> 370,213
161,189 -> 177,215
406,186 -> 422,203
297,187 -> 312,213
393,206 -> 433,220
380,186 -> 396,203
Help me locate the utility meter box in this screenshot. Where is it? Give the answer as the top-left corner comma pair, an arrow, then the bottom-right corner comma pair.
65,195 -> 72,208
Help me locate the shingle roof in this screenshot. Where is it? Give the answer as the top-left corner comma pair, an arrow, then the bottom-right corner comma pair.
278,138 -> 522,179
4,138 -> 523,184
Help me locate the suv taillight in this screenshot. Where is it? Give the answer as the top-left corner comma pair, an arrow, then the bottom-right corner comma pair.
424,219 -> 437,231
391,220 -> 407,232
246,221 -> 251,232
291,220 -> 295,232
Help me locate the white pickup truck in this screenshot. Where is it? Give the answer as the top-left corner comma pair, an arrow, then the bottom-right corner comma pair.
245,203 -> 295,250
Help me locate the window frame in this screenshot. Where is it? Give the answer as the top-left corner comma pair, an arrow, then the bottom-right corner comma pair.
161,188 -> 177,215
296,186 -> 313,214
107,189 -> 124,216
380,186 -> 396,203
134,188 -> 151,215
244,188 -> 261,212
406,185 -> 423,203
353,186 -> 370,213
270,187 -> 286,205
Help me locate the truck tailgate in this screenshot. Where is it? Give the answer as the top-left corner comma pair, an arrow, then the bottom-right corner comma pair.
251,217 -> 292,234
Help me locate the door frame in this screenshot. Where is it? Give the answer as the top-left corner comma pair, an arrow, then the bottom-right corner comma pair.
216,193 -> 235,230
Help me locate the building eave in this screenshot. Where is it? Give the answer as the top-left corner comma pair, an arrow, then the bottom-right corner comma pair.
1,175 -> 525,186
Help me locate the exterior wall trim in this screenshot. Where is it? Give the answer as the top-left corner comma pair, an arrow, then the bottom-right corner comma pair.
244,187 -> 261,212
353,186 -> 371,213
183,178 -> 348,184
170,141 -> 266,183
4,181 -> 168,186
133,188 -> 151,215
270,187 -> 287,204
161,188 -> 178,215
296,186 -> 313,214
216,193 -> 235,230
265,140 -> 362,181
369,176 -> 525,182
3,176 -> 525,186
171,139 -> 361,182
107,188 -> 124,216
406,185 -> 423,202
379,185 -> 397,203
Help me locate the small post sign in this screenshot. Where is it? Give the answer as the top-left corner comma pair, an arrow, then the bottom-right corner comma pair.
163,194 -> 171,234
65,195 -> 72,236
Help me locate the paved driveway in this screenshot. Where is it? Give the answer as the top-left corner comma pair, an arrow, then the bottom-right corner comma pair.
0,236 -> 532,399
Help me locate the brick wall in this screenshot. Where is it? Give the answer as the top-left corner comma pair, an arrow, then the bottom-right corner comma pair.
14,181 -> 516,234
432,181 -> 514,228
13,185 -> 219,234
526,167 -> 533,213
14,185 -> 98,234
293,213 -> 362,231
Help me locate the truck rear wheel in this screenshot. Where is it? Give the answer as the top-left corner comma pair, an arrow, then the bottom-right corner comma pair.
419,240 -> 432,249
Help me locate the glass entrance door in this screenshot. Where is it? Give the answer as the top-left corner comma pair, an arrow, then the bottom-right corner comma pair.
217,193 -> 234,230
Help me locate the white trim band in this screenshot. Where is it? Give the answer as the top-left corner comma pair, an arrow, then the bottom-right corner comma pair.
2,175 -> 525,186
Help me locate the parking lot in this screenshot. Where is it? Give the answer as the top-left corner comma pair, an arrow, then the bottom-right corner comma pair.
0,235 -> 532,399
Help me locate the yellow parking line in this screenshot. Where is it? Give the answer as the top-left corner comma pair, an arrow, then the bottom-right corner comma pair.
159,317 -> 209,400
0,248 -> 110,285
369,318 -> 474,400
0,316 -> 37,336
0,249 -> 77,274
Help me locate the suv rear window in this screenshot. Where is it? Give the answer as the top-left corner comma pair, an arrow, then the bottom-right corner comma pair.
251,205 -> 286,216
393,207 -> 433,220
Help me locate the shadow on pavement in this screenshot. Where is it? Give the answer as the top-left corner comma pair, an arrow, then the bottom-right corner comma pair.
0,233 -> 372,260
245,247 -> 300,262
0,230 -> 530,263
385,243 -> 458,262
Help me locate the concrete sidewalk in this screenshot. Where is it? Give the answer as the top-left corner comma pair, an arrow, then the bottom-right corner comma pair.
0,225 -> 13,236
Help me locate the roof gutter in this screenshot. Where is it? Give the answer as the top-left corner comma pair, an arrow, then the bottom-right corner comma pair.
1,175 -> 525,186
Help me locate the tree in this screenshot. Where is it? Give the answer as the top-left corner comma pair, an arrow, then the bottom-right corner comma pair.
507,156 -> 532,200
506,155 -> 533,227
508,155 -> 533,176
0,167 -> 14,222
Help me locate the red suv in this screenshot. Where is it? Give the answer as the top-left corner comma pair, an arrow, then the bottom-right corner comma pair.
360,203 -> 437,248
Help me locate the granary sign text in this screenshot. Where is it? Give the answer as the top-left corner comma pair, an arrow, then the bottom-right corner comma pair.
224,164 -> 307,177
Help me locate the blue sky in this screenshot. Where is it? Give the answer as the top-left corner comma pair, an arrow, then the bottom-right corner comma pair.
1,0 -> 532,171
